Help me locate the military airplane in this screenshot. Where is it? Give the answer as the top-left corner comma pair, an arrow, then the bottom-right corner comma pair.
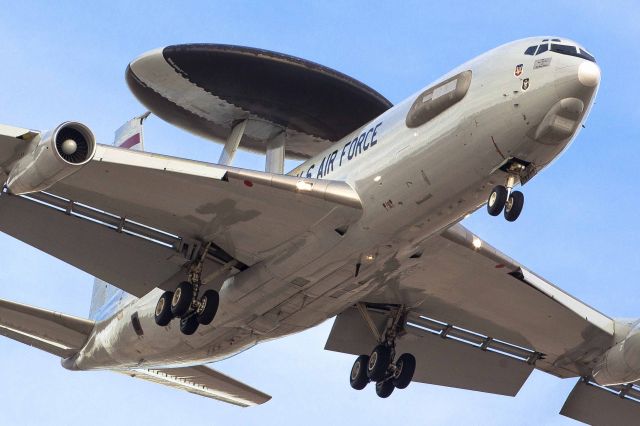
0,37 -> 635,424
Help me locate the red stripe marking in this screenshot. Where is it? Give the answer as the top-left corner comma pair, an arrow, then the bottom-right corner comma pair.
119,133 -> 141,149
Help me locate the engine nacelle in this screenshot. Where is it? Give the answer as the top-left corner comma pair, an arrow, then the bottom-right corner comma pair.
6,122 -> 96,195
592,320 -> 640,386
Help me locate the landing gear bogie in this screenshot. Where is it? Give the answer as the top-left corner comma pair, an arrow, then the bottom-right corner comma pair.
154,241 -> 221,335
349,304 -> 417,398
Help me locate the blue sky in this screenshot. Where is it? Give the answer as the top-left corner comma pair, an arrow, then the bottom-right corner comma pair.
1,1 -> 639,424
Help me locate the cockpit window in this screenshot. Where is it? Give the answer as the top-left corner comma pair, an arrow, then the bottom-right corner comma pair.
536,44 -> 548,55
524,46 -> 536,55
579,48 -> 596,62
550,43 -> 596,62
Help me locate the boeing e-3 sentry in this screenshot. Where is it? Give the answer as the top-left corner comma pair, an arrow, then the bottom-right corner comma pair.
0,37 -> 635,424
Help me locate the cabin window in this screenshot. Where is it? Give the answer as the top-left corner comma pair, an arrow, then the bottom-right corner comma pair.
405,70 -> 472,128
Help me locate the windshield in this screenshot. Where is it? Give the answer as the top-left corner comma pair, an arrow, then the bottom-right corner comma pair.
550,43 -> 596,62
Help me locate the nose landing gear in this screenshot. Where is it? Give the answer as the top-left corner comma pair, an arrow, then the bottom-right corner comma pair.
487,172 -> 525,222
349,304 -> 417,398
154,242 -> 220,335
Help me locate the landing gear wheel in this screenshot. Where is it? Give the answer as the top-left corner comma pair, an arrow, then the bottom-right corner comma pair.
171,281 -> 193,318
197,290 -> 219,325
504,191 -> 524,222
375,380 -> 395,398
154,291 -> 174,326
487,185 -> 508,216
393,353 -> 416,389
179,315 -> 199,335
367,345 -> 392,382
350,355 -> 370,390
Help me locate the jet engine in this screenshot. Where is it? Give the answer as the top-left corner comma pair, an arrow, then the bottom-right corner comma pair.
592,320 -> 640,386
6,122 -> 96,195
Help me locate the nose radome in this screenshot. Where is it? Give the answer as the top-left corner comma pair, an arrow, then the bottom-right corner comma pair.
578,61 -> 600,87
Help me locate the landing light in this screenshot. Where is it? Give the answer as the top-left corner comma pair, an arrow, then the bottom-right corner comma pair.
472,236 -> 482,249
373,176 -> 381,182
365,254 -> 375,261
296,181 -> 313,191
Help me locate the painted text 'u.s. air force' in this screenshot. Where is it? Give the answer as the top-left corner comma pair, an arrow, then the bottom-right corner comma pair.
296,122 -> 383,179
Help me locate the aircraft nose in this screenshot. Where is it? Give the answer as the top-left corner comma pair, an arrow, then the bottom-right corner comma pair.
553,58 -> 600,104
578,61 -> 601,87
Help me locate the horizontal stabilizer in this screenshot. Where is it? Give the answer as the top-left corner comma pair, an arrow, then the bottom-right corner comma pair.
0,298 -> 94,358
124,365 -> 271,407
560,379 -> 640,425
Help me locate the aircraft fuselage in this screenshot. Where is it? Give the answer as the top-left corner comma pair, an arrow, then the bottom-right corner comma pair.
64,37 -> 600,371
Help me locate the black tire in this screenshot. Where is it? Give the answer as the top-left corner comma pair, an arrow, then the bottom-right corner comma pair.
350,355 -> 370,390
154,291 -> 174,326
487,185 -> 508,216
504,191 -> 525,222
367,345 -> 392,382
179,315 -> 199,335
171,281 -> 193,317
393,353 -> 416,389
375,380 -> 395,398
197,290 -> 219,325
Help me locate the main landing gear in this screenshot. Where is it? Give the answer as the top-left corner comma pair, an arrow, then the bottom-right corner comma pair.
349,305 -> 417,398
487,173 -> 525,222
154,243 -> 220,335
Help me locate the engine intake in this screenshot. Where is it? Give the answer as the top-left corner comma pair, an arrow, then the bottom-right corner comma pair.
6,122 -> 96,195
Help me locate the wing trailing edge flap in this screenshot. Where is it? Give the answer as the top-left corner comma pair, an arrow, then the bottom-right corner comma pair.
560,380 -> 640,425
0,192 -> 193,298
0,298 -> 94,358
325,306 -> 534,396
124,364 -> 271,407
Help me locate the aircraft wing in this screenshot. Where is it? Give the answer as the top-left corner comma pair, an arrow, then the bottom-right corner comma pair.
124,365 -> 271,407
326,223 -> 616,396
0,124 -> 362,297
